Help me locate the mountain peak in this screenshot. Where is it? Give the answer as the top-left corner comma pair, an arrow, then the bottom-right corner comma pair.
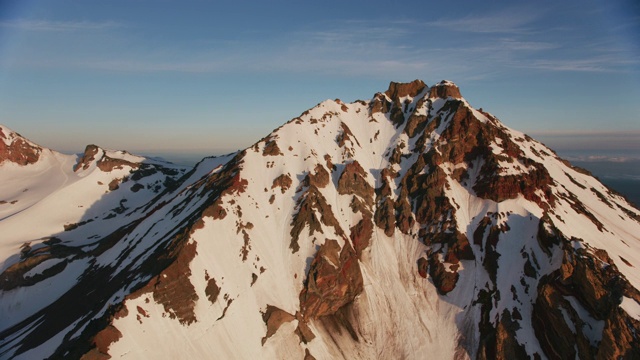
2,82 -> 640,360
74,144 -> 147,173
0,124 -> 43,166
428,79 -> 462,99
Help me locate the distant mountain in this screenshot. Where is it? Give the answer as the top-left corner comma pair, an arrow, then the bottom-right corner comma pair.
1,80 -> 639,359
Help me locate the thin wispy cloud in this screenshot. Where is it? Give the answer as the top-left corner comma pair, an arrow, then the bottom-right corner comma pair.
530,130 -> 640,137
3,12 -> 638,80
426,8 -> 540,34
498,39 -> 558,51
46,19 -> 433,77
0,19 -> 123,32
80,59 -> 225,73
521,55 -> 640,73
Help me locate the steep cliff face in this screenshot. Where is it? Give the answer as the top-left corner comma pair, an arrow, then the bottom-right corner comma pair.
1,80 -> 640,360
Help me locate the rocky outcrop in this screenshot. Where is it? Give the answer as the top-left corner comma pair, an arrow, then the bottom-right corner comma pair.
373,167 -> 397,237
97,154 -> 139,172
299,240 -> 363,320
532,240 -> 640,359
370,93 -> 392,115
74,145 -> 140,172
131,239 -> 199,325
337,161 -> 374,207
427,254 -> 459,295
205,277 -> 221,304
0,253 -> 68,291
474,160 -> 554,206
597,308 -> 640,359
404,96 -> 429,138
74,145 -> 101,171
349,217 -> 373,259
82,325 -> 122,359
290,185 -> 343,253
428,80 -> 462,99
374,197 -> 395,237
384,79 -> 427,101
261,305 -> 296,345
336,122 -> 360,149
263,139 -> 283,156
384,80 -> 427,127
0,127 -> 42,165
272,173 -> 293,193
305,164 -> 330,189
487,310 -> 529,360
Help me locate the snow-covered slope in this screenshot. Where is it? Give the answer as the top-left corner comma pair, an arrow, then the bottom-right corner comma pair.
1,80 -> 639,359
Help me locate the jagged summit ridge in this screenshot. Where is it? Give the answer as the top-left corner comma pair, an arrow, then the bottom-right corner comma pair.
1,80 -> 640,359
384,79 -> 427,99
383,79 -> 462,101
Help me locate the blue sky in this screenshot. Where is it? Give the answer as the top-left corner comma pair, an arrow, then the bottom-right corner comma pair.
0,0 -> 639,158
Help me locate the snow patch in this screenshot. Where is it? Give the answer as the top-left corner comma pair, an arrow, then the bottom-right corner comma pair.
620,296 -> 640,321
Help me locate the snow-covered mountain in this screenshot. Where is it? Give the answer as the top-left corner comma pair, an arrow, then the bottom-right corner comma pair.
1,80 -> 639,359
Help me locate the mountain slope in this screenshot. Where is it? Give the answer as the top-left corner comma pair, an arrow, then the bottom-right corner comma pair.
1,80 -> 640,359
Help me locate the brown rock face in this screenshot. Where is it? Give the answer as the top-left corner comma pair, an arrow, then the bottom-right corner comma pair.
91,325 -> 122,357
294,312 -> 316,343
427,255 -> 459,295
473,161 -> 554,206
370,93 -> 392,115
417,257 -> 429,278
306,164 -> 330,189
97,155 -> 139,172
74,145 -> 140,172
261,305 -> 296,345
373,168 -> 397,237
532,283 -> 587,360
336,122 -> 360,149
205,277 -> 221,304
598,308 -> 640,360
381,80 -> 428,128
374,197 -> 395,237
290,185 -> 344,253
0,253 -> 69,291
0,128 -> 42,165
263,137 -> 284,156
131,239 -> 200,325
300,240 -> 363,319
202,202 -> 227,220
428,80 -> 462,99
304,348 -> 316,360
74,145 -> 100,171
404,96 -> 429,138
385,79 -> 427,100
488,310 -> 528,360
272,173 -> 293,193
337,161 -> 374,207
349,217 -> 373,258
532,241 -> 640,360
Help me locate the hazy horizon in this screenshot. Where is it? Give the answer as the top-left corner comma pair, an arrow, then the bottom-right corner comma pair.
32,131 -> 640,165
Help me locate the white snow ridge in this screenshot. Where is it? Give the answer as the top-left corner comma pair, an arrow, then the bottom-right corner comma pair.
1,80 -> 639,360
